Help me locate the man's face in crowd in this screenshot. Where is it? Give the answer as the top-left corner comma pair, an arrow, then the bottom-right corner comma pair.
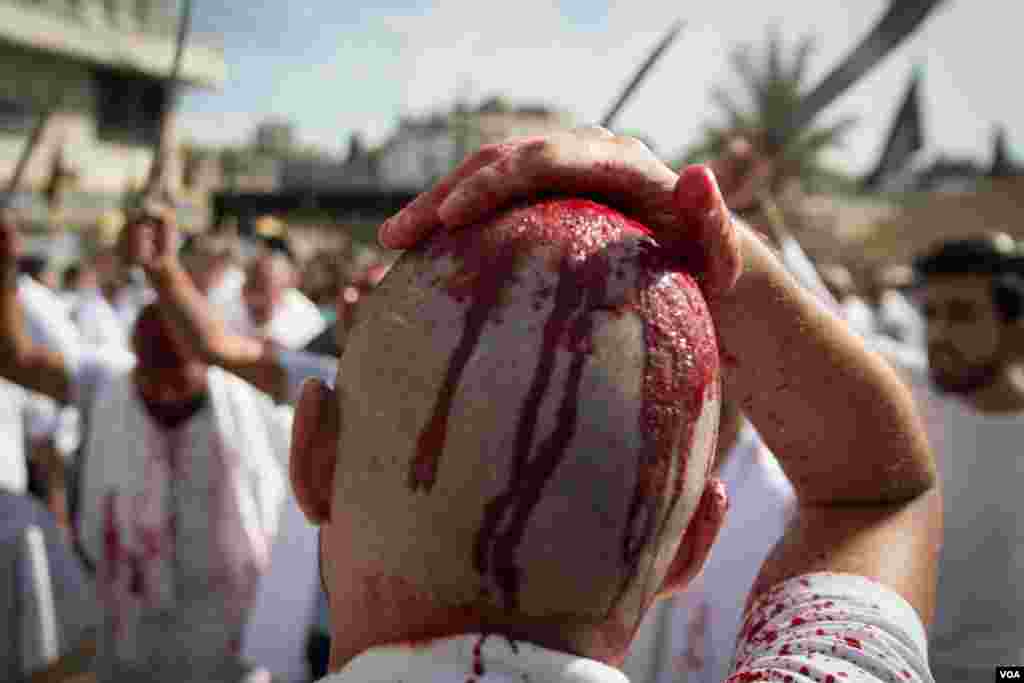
921,274 -> 1009,394
243,254 -> 291,327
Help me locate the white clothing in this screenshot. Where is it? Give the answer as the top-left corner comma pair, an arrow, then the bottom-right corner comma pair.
225,288 -> 328,349
730,572 -> 933,682
841,296 -> 878,338
72,289 -> 129,349
209,266 -> 246,311
74,358 -> 289,682
0,491 -> 98,681
0,379 -> 31,494
913,381 -> 1024,673
242,482 -> 321,683
621,425 -> 795,683
321,633 -> 629,683
317,574 -> 931,683
18,274 -> 86,457
877,290 -> 925,346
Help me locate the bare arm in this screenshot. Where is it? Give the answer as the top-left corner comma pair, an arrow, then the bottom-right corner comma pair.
119,212 -> 288,401
714,223 -> 934,505
376,129 -> 940,620
0,218 -> 71,403
146,261 -> 287,400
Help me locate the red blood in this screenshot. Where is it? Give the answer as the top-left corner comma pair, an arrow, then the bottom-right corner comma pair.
902,671 -> 911,679
439,198 -> 719,609
778,644 -> 791,656
763,630 -> 779,644
784,677 -> 793,683
473,634 -> 488,676
826,676 -> 835,683
791,617 -> 805,627
843,637 -> 862,650
815,629 -> 826,636
799,667 -> 810,676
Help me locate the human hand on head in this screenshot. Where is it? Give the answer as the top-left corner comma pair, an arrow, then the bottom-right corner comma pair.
378,127 -> 743,300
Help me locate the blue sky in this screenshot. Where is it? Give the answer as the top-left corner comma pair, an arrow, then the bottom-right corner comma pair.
181,0 -> 1022,174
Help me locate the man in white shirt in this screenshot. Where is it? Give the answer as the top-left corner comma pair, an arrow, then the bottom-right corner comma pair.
223,248 -> 327,349
910,235 -> 1024,680
285,129 -> 940,682
0,213 -> 291,683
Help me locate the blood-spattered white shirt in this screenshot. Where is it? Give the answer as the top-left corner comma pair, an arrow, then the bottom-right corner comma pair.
729,573 -> 933,682
315,573 -> 931,683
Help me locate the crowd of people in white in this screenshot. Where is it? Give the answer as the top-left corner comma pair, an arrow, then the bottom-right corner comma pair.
0,130 -> 1020,683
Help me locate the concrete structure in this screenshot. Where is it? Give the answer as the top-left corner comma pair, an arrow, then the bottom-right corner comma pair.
376,99 -> 573,191
0,0 -> 225,227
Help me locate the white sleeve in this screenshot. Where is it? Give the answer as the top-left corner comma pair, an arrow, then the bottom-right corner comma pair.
67,347 -> 134,414
276,348 -> 339,405
728,572 -> 933,682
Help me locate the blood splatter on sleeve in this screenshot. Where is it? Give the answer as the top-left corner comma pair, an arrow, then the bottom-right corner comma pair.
725,573 -> 933,683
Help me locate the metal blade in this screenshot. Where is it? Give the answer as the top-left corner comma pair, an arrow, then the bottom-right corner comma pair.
601,20 -> 686,130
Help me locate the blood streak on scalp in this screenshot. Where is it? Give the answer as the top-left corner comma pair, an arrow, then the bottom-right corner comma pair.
410,198 -> 717,610
408,229 -> 521,492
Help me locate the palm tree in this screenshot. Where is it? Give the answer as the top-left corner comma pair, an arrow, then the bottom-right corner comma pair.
683,29 -> 856,194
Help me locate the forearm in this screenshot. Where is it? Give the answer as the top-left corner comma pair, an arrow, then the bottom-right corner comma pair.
711,224 -> 935,505
0,272 -> 70,403
147,263 -> 287,399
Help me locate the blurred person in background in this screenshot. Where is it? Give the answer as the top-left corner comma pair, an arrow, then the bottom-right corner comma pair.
61,262 -> 99,311
120,212 -> 336,683
911,234 -> 1024,680
0,207 -> 292,683
222,241 -> 327,350
180,232 -> 245,310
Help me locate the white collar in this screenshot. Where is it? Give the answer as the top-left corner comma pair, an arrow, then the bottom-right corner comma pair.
320,633 -> 629,683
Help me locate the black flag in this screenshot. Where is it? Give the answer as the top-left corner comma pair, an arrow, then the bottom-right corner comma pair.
862,68 -> 924,191
771,0 -> 947,149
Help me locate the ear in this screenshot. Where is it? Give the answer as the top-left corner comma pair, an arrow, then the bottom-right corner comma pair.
655,477 -> 728,600
290,378 -> 341,524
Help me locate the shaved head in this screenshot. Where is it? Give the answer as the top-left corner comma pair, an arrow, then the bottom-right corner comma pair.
324,198 -> 721,658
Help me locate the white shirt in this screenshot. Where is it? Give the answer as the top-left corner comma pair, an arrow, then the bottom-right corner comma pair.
0,379 -> 31,494
317,573 -> 931,682
72,289 -> 129,349
321,632 -> 628,683
224,289 -> 328,349
916,383 -> 1024,672
731,572 -> 933,682
621,425 -> 795,683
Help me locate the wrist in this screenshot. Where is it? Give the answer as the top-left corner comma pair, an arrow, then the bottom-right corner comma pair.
146,258 -> 184,284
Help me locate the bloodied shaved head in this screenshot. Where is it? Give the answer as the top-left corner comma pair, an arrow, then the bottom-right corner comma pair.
330,198 -> 721,658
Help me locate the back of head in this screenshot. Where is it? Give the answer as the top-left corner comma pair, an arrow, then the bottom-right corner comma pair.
336,199 -> 720,647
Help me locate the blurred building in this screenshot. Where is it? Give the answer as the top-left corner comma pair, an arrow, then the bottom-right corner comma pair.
376,97 -> 573,190
0,0 -> 225,226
